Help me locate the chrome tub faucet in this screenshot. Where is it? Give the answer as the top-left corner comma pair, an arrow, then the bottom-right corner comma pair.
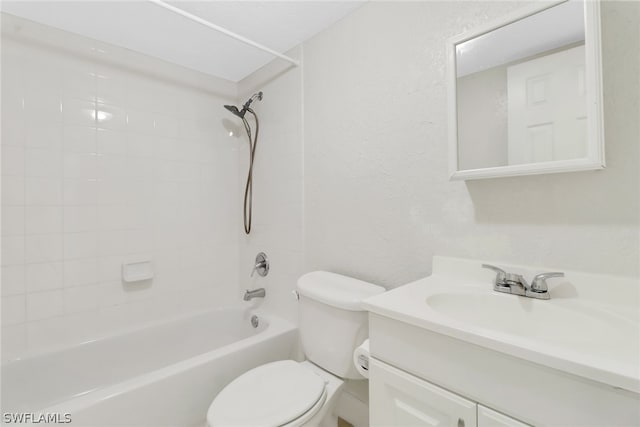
243,288 -> 266,301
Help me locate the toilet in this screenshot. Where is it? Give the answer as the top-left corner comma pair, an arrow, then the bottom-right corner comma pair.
207,271 -> 385,427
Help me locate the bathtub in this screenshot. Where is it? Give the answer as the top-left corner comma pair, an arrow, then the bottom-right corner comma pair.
1,307 -> 297,426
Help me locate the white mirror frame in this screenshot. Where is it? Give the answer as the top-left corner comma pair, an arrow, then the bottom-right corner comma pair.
447,0 -> 605,181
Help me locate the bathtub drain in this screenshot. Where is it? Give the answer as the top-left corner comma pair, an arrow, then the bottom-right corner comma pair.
251,315 -> 259,328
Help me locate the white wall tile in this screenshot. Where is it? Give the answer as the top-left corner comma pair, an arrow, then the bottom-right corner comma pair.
63,258 -> 98,287
1,146 -> 25,176
63,98 -> 96,127
26,262 -> 64,292
2,236 -> 25,266
126,134 -> 154,158
26,289 -> 64,321
64,284 -> 99,314
63,206 -> 97,233
63,64 -> 96,102
96,103 -> 127,130
63,152 -> 98,179
63,178 -> 98,205
97,230 -> 126,257
24,93 -> 63,125
2,295 -> 26,325
25,125 -> 63,151
96,129 -> 126,155
25,233 -> 63,263
25,177 -> 63,205
1,176 -> 25,205
97,154 -> 127,180
25,148 -> 62,178
2,265 -> 26,296
63,126 -> 96,154
1,206 -> 25,236
1,16 -> 239,359
25,206 -> 63,234
63,232 -> 97,260
126,110 -> 155,134
97,256 -> 124,282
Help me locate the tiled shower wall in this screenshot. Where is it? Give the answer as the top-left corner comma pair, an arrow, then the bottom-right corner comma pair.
1,15 -> 240,361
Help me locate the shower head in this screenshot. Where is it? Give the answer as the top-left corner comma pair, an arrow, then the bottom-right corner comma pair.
224,104 -> 245,118
224,91 -> 263,119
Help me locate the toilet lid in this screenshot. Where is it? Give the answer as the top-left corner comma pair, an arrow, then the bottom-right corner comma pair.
207,360 -> 326,427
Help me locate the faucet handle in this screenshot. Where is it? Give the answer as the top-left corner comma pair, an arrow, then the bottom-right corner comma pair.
250,252 -> 269,277
530,272 -> 564,293
482,264 -> 507,285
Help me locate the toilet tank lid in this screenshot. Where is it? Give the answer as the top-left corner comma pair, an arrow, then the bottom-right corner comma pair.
297,271 -> 385,311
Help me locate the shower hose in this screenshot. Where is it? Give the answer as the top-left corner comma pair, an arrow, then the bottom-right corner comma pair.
241,108 -> 259,234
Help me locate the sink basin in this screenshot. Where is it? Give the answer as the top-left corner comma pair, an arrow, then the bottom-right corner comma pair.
425,289 -> 639,366
362,256 -> 640,393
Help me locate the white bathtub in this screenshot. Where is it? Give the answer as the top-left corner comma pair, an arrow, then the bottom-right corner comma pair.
1,307 -> 297,426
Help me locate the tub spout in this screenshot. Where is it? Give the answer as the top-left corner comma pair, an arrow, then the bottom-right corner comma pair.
243,288 -> 266,301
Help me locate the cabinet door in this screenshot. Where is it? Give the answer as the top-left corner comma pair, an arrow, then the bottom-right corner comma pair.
478,405 -> 530,427
370,358 -> 477,427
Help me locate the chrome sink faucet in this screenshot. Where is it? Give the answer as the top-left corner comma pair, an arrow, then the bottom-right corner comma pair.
482,264 -> 564,300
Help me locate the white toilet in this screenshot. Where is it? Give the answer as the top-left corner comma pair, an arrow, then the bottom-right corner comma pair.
207,271 -> 385,427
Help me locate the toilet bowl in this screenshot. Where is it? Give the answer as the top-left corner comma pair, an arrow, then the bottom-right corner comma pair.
207,360 -> 344,427
206,271 -> 384,427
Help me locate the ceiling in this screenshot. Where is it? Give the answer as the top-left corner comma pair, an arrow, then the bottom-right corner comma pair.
0,1 -> 365,82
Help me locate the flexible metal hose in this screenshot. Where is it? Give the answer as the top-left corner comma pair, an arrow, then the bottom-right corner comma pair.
241,108 -> 259,234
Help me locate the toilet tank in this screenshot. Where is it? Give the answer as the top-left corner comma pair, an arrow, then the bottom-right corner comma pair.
296,271 -> 385,379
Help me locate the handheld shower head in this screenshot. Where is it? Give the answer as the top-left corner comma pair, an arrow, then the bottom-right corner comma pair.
224,104 -> 245,118
223,92 -> 263,119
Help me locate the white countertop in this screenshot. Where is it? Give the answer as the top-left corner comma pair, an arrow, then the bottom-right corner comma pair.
363,256 -> 640,394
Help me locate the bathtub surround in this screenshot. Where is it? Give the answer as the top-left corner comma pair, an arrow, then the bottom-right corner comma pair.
1,14 -> 240,360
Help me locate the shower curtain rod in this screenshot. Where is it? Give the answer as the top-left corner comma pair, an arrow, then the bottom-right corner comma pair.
148,0 -> 300,67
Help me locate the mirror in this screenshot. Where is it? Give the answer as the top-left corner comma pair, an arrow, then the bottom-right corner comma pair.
447,0 -> 604,180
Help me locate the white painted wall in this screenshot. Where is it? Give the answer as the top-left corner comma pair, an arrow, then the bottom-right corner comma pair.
1,14 -> 240,361
302,0 -> 639,288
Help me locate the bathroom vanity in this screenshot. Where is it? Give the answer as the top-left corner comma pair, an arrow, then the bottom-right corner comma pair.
363,257 -> 640,426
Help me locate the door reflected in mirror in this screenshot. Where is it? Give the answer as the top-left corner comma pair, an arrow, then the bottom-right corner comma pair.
448,0 -> 604,180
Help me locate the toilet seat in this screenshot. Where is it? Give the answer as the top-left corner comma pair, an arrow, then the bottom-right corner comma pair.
207,360 -> 327,427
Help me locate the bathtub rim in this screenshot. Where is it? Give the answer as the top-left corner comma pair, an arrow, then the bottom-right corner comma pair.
3,307 -> 297,415
2,304 -> 270,365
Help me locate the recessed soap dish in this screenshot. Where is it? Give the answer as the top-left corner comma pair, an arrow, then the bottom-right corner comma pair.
122,258 -> 154,283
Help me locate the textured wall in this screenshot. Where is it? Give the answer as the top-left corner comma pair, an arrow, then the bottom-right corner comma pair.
1,14 -> 240,360
303,1 -> 639,288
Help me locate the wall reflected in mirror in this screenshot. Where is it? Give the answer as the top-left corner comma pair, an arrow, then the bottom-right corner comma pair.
456,0 -> 587,171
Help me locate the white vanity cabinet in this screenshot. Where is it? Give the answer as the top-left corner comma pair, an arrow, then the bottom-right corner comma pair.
369,358 -> 527,427
477,406 -> 529,427
363,256 -> 640,426
370,358 -> 476,427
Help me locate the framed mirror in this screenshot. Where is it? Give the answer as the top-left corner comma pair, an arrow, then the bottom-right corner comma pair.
447,0 -> 604,180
